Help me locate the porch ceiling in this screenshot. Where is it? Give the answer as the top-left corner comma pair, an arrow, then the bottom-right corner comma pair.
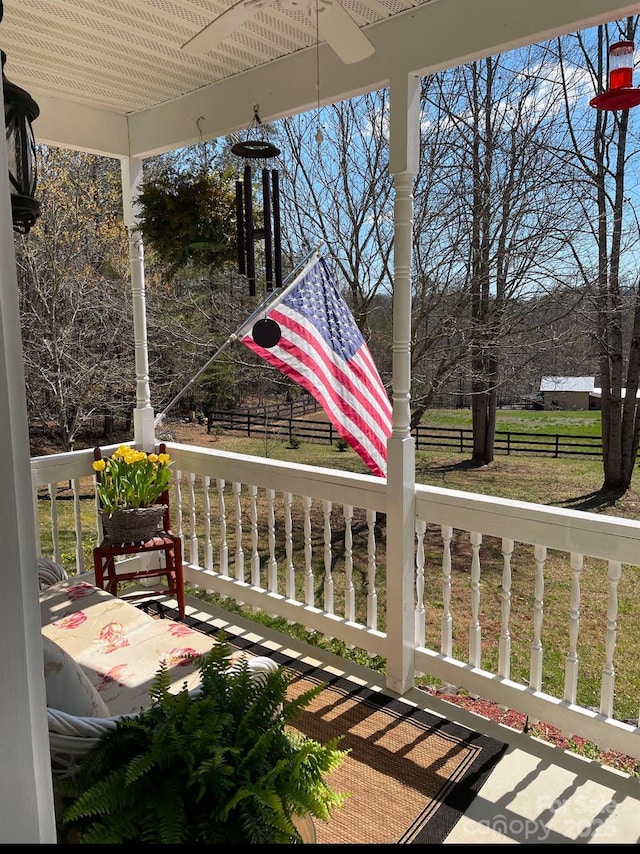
3,0 -> 640,159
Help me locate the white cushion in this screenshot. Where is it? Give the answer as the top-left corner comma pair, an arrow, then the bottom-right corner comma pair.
42,634 -> 111,718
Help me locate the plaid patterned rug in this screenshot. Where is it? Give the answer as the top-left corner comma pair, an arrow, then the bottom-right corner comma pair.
140,601 -> 507,844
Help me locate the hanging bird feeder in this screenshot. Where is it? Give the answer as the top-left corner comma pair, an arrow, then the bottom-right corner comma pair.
590,40 -> 640,111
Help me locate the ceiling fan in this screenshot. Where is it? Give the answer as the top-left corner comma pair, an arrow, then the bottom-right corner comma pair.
181,0 -> 375,65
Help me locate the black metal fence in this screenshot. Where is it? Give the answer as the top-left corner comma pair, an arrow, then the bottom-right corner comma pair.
207,411 -> 603,459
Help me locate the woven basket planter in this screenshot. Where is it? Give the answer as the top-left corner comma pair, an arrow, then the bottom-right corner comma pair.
100,505 -> 165,543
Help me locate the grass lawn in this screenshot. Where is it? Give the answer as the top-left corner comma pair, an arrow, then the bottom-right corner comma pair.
421,407 -> 603,436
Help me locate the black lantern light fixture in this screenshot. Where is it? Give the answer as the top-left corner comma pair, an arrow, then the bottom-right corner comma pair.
1,0 -> 41,234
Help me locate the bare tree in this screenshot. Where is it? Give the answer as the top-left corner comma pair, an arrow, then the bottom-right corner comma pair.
558,16 -> 640,494
16,148 -> 133,451
419,46 -> 585,463
278,93 -> 394,341
276,65 -> 586,445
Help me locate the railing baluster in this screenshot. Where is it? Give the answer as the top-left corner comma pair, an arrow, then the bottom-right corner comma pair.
249,484 -> 260,587
71,477 -> 85,573
600,559 -> 621,720
323,499 -> 333,615
366,509 -> 377,631
564,551 -> 583,705
284,492 -> 294,603
48,483 -> 60,562
498,538 -> 514,680
415,519 -> 426,649
32,485 -> 42,557
303,496 -> 314,607
203,475 -> 213,573
469,531 -> 482,668
530,544 -> 547,698
216,478 -> 227,576
344,505 -> 354,623
232,482 -> 244,584
441,525 -> 453,658
174,469 -> 184,546
267,488 -> 277,595
188,472 -> 198,566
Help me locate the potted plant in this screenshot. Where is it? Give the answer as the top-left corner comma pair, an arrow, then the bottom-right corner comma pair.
134,167 -> 238,278
92,445 -> 173,542
55,635 -> 349,843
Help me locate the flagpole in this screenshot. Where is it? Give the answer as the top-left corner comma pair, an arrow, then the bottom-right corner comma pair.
231,246 -> 326,342
154,244 -> 321,427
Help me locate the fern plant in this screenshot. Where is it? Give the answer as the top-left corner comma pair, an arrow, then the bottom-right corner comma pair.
55,636 -> 349,843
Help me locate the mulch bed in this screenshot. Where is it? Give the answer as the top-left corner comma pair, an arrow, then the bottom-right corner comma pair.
422,687 -> 639,776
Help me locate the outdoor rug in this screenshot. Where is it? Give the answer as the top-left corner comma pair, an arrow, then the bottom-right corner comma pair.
140,602 -> 508,844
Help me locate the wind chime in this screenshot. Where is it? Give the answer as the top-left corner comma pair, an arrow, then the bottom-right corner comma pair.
232,105 -> 282,299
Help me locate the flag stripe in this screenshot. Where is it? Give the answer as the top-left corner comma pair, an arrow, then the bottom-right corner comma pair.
244,339 -> 387,476
241,255 -> 392,477
244,331 -> 388,476
269,307 -> 391,441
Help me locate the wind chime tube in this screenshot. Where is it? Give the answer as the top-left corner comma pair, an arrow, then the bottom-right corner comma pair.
235,180 -> 246,274
243,163 -> 256,296
262,168 -> 273,291
272,169 -> 282,290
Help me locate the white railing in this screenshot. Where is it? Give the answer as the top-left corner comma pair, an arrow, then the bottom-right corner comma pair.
30,441 -> 640,761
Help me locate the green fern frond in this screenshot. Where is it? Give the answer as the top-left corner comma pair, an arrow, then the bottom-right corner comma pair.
55,634 -> 349,843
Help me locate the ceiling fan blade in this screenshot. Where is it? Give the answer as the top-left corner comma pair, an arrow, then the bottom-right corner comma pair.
182,1 -> 266,55
318,1 -> 374,64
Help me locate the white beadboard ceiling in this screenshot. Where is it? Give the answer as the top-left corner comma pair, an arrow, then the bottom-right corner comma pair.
2,0 -> 639,158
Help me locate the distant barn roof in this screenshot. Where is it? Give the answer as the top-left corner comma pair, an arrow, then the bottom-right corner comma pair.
539,377 -> 595,393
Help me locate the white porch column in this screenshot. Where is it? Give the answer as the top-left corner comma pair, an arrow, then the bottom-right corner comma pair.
0,99 -> 56,837
121,157 -> 155,451
385,74 -> 420,695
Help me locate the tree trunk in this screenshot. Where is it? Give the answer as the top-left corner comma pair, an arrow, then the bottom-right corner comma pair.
566,19 -> 640,497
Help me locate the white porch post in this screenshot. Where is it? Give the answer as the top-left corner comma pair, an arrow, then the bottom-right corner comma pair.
0,97 -> 56,837
385,74 -> 420,695
121,157 -> 155,451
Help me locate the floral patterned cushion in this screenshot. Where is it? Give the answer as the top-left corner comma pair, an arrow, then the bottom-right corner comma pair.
40,578 -> 217,717
42,634 -> 111,718
39,579 -> 152,659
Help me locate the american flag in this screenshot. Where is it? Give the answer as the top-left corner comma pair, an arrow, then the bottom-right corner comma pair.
238,255 -> 392,477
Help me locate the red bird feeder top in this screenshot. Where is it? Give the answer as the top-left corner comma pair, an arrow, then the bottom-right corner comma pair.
590,40 -> 640,110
